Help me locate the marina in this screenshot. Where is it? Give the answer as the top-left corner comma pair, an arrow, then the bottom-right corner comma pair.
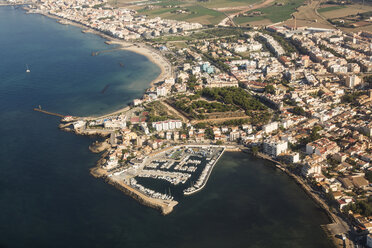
106,145 -> 225,214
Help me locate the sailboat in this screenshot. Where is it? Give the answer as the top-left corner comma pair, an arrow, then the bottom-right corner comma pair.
26,64 -> 30,73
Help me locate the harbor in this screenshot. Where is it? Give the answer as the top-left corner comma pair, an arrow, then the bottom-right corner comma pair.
100,145 -> 226,214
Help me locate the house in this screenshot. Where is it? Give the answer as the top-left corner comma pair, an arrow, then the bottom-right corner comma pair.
332,153 -> 348,162
350,176 -> 369,189
302,162 -> 322,177
306,138 -> 340,158
302,154 -> 324,177
229,131 -> 240,141
337,197 -> 354,210
339,177 -> 354,190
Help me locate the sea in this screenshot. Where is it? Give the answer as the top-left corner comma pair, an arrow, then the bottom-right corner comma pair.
0,6 -> 334,248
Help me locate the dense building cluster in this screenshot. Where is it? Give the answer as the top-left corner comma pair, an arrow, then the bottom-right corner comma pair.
32,0 -> 202,40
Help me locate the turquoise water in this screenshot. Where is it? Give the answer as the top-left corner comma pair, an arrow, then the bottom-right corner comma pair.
0,6 -> 333,248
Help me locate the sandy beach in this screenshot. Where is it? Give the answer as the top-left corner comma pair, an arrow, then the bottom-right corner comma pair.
108,40 -> 173,87
45,13 -> 173,87
27,9 -> 173,118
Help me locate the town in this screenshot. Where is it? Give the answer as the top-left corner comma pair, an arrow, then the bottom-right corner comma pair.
9,0 -> 372,246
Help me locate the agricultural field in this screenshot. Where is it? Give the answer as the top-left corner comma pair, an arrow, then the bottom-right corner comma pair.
192,0 -> 259,9
111,0 -> 270,25
137,4 -> 226,25
233,0 -> 306,26
282,0 -> 334,29
110,0 -> 372,30
321,4 -> 372,31
319,4 -> 372,19
317,5 -> 345,13
234,15 -> 268,25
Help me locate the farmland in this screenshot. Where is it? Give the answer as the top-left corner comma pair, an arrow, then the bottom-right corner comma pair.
110,0 -> 372,31
137,5 -> 226,25
319,4 -> 372,19
233,0 -> 306,26
111,0 -> 276,25
317,5 -> 345,13
319,4 -> 372,32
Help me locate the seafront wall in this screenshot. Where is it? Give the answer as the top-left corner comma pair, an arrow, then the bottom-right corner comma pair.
90,167 -> 177,215
109,179 -> 177,215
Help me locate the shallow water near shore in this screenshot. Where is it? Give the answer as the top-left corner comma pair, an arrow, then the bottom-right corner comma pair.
0,6 -> 333,248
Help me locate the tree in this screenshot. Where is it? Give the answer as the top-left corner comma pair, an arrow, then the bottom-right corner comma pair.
264,84 -> 275,95
175,77 -> 183,84
342,200 -> 372,216
309,126 -> 322,141
188,74 -> 197,83
364,75 -> 372,87
194,123 -> 207,129
292,106 -> 306,116
366,171 -> 372,183
205,127 -> 214,140
201,87 -> 267,112
342,92 -> 363,105
251,146 -> 259,156
317,90 -> 325,97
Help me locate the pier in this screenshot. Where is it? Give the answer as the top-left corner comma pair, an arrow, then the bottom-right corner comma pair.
91,48 -> 121,56
33,108 -> 65,118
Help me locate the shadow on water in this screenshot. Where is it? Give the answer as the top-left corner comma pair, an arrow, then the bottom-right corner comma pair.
100,84 -> 111,94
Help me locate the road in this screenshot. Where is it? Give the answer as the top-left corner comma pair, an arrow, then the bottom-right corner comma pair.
218,0 -> 275,26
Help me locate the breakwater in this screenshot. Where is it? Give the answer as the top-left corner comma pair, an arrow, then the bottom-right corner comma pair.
33,108 -> 66,118
109,179 -> 178,215
90,167 -> 178,215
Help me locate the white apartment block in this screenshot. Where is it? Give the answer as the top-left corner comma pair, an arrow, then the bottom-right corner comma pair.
263,139 -> 288,157
262,122 -> 279,134
152,120 -> 182,132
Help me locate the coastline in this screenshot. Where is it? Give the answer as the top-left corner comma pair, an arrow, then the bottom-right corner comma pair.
19,7 -> 351,246
26,8 -> 172,118
26,7 -> 178,214
107,40 -> 172,88
250,151 -> 350,247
